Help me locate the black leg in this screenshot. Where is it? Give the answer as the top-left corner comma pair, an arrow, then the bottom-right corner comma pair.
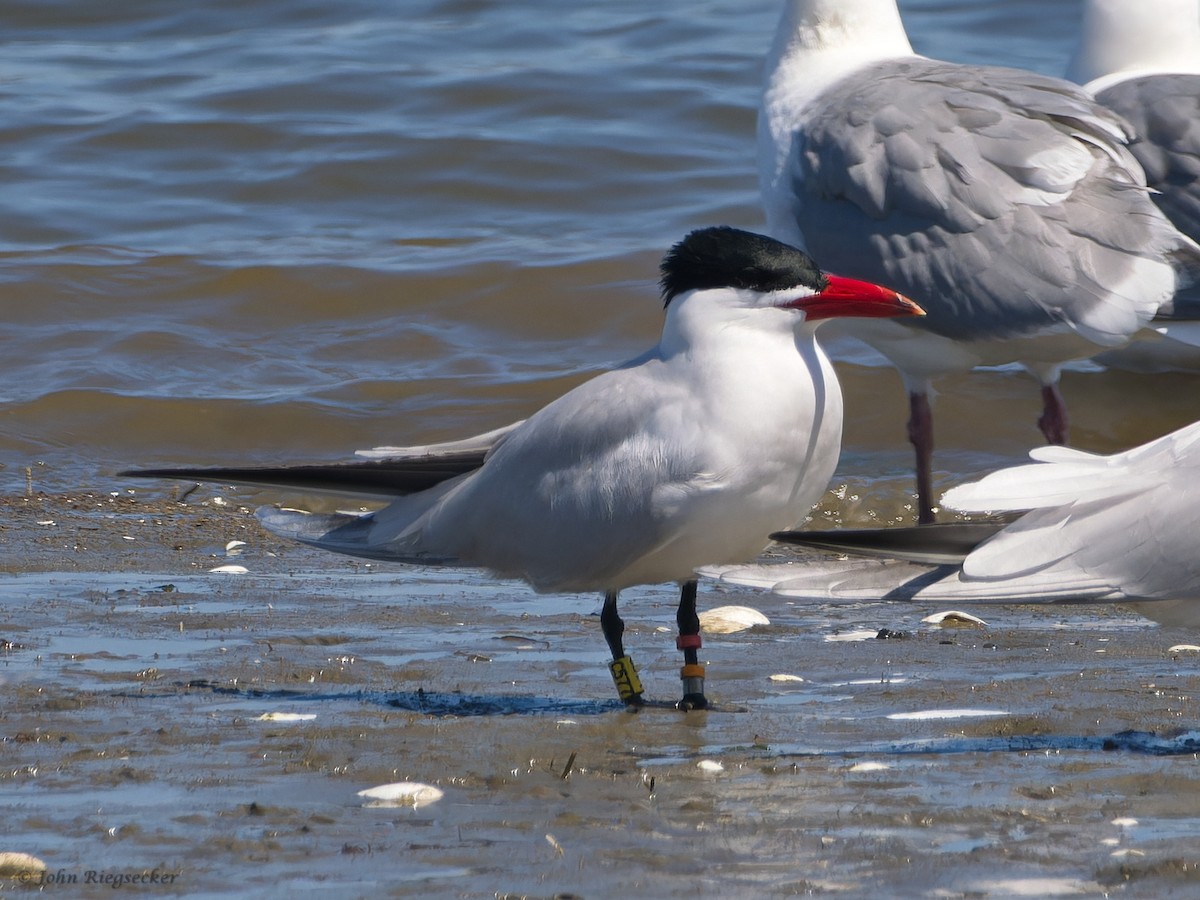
676,580 -> 707,710
908,391 -> 936,525
600,592 -> 625,658
1038,383 -> 1069,446
600,592 -> 643,706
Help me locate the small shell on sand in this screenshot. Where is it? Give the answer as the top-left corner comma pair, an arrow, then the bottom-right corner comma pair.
699,605 -> 770,634
823,630 -> 880,643
358,782 -> 445,808
887,708 -> 1008,721
0,852 -> 47,877
257,712 -> 316,723
847,762 -> 891,773
921,610 -> 987,627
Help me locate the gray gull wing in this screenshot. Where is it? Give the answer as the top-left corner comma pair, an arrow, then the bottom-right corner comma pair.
1096,74 -> 1200,317
792,58 -> 1176,344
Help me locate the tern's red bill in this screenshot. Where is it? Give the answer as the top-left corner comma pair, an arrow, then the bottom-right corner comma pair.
789,274 -> 925,320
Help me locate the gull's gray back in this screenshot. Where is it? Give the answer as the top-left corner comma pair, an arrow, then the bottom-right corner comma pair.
1097,74 -> 1200,242
791,58 -> 1178,344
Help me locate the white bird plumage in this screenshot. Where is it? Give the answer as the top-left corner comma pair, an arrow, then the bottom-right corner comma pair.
262,235 -> 888,592
759,0 -> 1200,522
705,419 -> 1200,627
1067,0 -> 1200,95
126,226 -> 922,708
1069,0 -> 1200,373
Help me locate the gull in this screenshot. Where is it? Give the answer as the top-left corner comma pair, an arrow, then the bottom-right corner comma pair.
759,0 -> 1200,523
705,419 -> 1200,628
123,226 -> 922,709
1069,0 -> 1200,372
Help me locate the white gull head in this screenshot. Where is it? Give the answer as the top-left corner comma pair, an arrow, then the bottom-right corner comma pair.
1067,0 -> 1200,92
759,0 -> 916,248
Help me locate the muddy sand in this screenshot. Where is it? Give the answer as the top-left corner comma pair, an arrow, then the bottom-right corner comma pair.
3,486 -> 1200,897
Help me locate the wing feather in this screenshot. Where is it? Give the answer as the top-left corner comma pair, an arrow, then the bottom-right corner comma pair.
791,58 -> 1177,344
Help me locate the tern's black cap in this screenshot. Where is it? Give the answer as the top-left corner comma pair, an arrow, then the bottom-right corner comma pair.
660,226 -> 827,306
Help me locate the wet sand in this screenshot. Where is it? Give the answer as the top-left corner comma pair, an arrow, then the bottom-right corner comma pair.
4,487 -> 1200,898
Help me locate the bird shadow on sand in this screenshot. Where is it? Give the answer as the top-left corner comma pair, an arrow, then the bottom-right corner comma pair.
116,679 -> 625,717
382,688 -> 624,716
111,682 -> 1200,746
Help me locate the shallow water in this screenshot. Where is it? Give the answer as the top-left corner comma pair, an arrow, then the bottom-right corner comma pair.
4,0 -> 1200,896
5,0 -> 1195,500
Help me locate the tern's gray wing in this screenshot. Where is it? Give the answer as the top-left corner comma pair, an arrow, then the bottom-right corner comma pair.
360,360 -> 705,586
248,369 -> 698,585
1097,74 -> 1200,241
793,58 -> 1173,344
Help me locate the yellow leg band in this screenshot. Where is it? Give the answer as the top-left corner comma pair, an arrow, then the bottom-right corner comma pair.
680,663 -> 706,706
609,655 -> 644,701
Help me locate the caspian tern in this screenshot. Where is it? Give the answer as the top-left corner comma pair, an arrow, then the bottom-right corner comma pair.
705,418 -> 1200,628
759,0 -> 1200,523
1069,0 -> 1200,372
123,226 -> 922,709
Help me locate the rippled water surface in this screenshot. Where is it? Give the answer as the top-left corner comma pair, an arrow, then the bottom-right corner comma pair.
6,0 -> 1191,499
5,1 -> 1200,896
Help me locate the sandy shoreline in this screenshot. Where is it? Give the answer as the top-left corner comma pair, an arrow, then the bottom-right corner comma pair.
3,491 -> 1200,897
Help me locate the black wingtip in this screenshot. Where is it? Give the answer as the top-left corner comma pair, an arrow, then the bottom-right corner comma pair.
117,456 -> 486,498
770,522 -> 1009,565
120,467 -> 198,479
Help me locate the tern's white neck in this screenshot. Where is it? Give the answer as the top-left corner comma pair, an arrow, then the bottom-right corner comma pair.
659,288 -> 815,362
1068,0 -> 1200,91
